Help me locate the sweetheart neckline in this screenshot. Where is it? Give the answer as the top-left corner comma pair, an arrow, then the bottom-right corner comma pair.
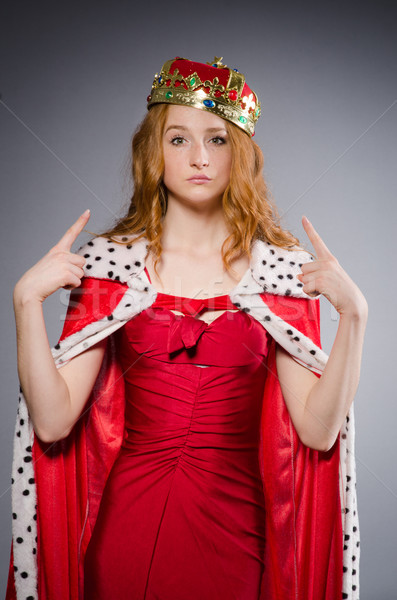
144,305 -> 243,329
156,291 -> 230,300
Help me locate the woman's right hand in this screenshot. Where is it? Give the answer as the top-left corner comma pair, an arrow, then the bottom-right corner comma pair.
13,209 -> 91,305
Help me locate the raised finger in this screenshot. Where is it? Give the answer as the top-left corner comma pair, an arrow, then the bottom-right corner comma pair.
55,209 -> 91,252
302,216 -> 333,259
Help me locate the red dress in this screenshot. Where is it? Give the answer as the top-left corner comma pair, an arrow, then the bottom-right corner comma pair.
84,271 -> 271,600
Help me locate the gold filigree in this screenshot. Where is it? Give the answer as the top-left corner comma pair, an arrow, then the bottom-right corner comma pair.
148,58 -> 261,136
206,56 -> 227,68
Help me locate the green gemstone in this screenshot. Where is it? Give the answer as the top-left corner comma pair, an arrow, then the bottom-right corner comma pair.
255,108 -> 260,116
189,77 -> 196,86
239,116 -> 247,124
166,91 -> 173,99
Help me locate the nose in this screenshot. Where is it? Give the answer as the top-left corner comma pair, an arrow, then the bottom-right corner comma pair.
190,143 -> 209,169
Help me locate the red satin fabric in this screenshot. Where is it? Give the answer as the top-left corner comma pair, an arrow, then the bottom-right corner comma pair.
6,276 -> 343,600
257,295 -> 343,598
84,290 -> 271,599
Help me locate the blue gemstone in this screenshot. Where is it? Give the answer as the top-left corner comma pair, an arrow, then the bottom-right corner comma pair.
233,68 -> 239,72
203,99 -> 215,108
158,76 -> 162,83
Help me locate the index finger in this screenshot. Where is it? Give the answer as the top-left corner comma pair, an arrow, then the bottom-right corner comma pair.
55,209 -> 91,252
302,216 -> 333,259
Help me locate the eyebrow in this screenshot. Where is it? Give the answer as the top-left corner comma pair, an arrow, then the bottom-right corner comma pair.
164,125 -> 228,134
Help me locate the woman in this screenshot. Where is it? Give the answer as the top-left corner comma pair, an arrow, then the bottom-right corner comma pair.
7,57 -> 367,599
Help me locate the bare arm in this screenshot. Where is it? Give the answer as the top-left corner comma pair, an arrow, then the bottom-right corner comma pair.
275,216 -> 368,452
276,310 -> 367,452
14,294 -> 107,442
12,209 -> 106,443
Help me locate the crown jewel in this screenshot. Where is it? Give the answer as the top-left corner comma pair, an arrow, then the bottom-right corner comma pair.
147,57 -> 261,136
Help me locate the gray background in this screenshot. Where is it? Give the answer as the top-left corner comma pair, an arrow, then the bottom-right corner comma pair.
1,0 -> 396,596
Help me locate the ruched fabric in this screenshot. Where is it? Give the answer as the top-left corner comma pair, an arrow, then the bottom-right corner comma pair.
84,274 -> 271,600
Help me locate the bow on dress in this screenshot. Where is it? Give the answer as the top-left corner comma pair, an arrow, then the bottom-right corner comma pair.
153,295 -> 234,355
167,315 -> 208,354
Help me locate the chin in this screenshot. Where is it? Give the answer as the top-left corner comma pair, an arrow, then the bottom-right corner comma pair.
168,189 -> 225,208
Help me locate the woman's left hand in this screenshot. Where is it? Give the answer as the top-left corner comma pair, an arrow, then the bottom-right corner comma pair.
296,216 -> 368,319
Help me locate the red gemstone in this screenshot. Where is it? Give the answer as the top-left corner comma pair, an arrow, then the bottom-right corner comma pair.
166,80 -> 171,87
175,80 -> 180,87
228,90 -> 238,101
147,95 -> 152,102
214,90 -> 222,97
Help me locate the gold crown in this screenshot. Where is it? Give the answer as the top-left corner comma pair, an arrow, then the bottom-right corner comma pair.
147,57 -> 261,136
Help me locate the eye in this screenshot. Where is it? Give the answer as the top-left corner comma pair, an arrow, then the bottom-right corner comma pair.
170,136 -> 186,145
209,136 -> 227,145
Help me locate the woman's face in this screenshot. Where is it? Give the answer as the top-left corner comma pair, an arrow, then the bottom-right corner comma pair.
162,105 -> 232,209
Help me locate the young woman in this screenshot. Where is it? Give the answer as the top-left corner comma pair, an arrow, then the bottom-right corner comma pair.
7,57 -> 367,600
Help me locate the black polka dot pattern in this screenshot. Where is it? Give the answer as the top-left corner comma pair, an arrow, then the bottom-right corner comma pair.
11,389 -> 39,597
250,239 -> 320,300
339,401 -> 360,598
76,234 -> 149,284
10,235 -> 360,598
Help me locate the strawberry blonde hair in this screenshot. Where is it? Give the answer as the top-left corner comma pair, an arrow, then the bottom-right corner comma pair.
98,103 -> 302,279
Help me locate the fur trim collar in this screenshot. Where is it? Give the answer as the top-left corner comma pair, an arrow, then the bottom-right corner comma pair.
76,234 -> 318,299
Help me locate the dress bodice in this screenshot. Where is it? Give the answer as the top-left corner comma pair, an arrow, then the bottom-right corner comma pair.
85,267 -> 271,599
113,276 -> 271,455
117,265 -> 270,367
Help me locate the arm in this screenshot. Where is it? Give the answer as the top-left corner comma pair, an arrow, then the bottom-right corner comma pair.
276,216 -> 368,452
14,293 -> 107,443
12,209 -> 105,443
276,309 -> 367,452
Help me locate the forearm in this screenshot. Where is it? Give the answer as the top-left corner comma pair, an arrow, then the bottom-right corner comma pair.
13,290 -> 71,442
303,309 -> 368,451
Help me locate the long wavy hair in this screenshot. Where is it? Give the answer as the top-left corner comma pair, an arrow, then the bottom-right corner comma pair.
95,103 -> 302,281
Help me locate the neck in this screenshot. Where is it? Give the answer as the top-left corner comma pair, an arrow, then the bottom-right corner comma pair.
160,197 -> 230,256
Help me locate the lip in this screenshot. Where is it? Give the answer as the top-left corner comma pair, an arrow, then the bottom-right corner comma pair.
187,174 -> 211,183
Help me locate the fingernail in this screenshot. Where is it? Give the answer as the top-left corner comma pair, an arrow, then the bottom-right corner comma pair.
82,209 -> 90,216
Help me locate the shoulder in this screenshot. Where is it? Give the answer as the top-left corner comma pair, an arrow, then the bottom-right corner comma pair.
76,234 -> 149,283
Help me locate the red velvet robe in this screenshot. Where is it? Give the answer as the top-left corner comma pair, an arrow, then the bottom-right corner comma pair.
6,275 -> 344,599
